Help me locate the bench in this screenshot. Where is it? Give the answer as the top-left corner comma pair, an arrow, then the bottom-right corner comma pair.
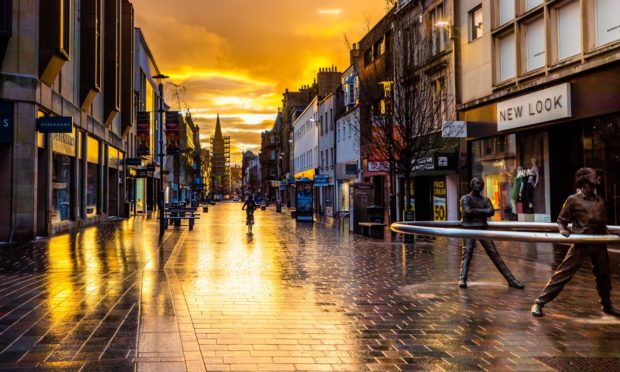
163,208 -> 200,230
359,222 -> 386,239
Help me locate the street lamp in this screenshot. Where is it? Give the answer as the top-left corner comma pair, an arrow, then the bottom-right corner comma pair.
153,73 -> 169,235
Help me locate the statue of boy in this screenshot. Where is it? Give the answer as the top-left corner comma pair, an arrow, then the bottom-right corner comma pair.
531,167 -> 620,317
459,177 -> 524,289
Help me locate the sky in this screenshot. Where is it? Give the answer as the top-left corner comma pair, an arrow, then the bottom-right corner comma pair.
130,0 -> 387,163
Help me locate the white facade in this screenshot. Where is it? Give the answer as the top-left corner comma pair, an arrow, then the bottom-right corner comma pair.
293,97 -> 319,177
317,93 -> 337,216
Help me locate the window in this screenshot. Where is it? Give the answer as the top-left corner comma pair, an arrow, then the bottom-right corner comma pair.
525,0 -> 543,12
52,153 -> 73,222
373,37 -> 385,59
526,18 -> 545,71
499,32 -> 516,81
364,48 -> 372,66
596,0 -> 620,47
470,5 -> 483,41
61,0 -> 71,54
557,1 -> 581,60
498,0 -> 515,26
429,4 -> 447,55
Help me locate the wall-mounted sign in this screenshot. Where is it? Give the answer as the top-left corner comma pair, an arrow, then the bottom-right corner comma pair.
412,153 -> 457,173
0,100 -> 13,144
313,175 -> 329,187
136,112 -> 150,156
52,130 -> 76,156
36,116 -> 73,133
497,83 -> 571,131
442,121 -> 467,138
165,111 -> 180,155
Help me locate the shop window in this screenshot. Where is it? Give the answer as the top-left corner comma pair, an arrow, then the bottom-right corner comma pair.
473,132 -> 550,222
498,32 -> 516,81
556,1 -> 581,61
52,153 -> 73,223
596,0 -> 620,47
498,0 -> 515,27
469,5 -> 483,41
525,18 -> 545,72
87,136 -> 100,216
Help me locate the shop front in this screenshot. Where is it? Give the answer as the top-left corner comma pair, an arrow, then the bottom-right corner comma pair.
335,162 -> 358,215
51,129 -> 77,227
108,147 -> 120,218
461,72 -> 620,224
86,136 -> 100,219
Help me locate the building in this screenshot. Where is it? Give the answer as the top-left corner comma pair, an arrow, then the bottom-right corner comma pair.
130,28 -> 167,214
210,114 -> 230,195
317,69 -> 342,218
335,65 -> 361,224
0,0 -> 137,243
457,0 -> 620,224
260,120 -> 279,201
242,151 -> 260,194
392,0 -> 460,224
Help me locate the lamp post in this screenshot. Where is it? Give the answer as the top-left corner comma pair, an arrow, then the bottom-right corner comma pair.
153,73 -> 169,235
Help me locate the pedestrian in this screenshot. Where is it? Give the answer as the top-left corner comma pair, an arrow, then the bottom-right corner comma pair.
531,167 -> 620,317
458,177 -> 524,289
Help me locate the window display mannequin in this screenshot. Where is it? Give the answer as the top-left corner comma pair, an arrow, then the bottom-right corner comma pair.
521,158 -> 539,213
511,166 -> 525,218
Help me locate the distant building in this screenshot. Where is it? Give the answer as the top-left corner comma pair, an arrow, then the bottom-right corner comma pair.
210,114 -> 230,194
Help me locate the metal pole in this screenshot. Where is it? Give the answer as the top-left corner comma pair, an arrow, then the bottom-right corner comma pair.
158,82 -> 165,235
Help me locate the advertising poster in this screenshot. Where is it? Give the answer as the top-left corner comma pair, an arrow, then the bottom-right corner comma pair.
432,177 -> 447,221
137,112 -> 150,156
165,111 -> 180,155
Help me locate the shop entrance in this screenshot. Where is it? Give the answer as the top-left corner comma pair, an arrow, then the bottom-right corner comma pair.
549,123 -> 583,221
413,177 -> 432,221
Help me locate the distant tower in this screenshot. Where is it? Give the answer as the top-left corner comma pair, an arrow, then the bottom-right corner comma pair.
210,114 -> 231,194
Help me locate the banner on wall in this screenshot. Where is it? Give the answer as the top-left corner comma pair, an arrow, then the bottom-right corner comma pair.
165,111 -> 180,155
432,177 -> 447,221
136,112 -> 150,157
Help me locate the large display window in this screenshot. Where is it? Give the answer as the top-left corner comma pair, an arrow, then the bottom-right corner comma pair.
471,132 -> 550,222
86,136 -> 100,216
52,153 -> 72,223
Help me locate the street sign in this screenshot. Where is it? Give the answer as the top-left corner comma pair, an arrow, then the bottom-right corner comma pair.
314,175 -> 329,187
125,158 -> 142,166
36,116 -> 73,133
0,101 -> 13,144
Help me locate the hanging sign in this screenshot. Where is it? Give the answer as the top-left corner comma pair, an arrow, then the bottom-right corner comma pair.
165,111 -> 180,155
136,112 -> 150,156
36,116 -> 73,133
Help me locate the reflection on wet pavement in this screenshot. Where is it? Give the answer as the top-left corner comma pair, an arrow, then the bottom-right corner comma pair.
1,203 -> 620,370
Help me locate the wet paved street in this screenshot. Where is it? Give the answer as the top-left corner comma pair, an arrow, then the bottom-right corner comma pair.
2,203 -> 620,371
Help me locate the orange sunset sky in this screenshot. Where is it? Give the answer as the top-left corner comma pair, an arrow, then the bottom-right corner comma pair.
130,0 -> 388,163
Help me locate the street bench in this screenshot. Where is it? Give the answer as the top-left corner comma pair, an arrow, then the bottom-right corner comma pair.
163,208 -> 200,230
359,222 -> 386,239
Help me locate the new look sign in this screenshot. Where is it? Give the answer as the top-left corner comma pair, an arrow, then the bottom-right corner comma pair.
497,83 -> 571,131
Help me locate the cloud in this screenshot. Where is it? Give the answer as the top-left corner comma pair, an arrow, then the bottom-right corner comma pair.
130,0 -> 387,161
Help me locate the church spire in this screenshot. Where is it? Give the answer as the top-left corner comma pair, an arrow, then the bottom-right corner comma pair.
214,113 -> 223,140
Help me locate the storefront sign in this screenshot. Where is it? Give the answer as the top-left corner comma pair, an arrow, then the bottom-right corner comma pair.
313,175 -> 329,187
412,156 -> 434,171
442,121 -> 467,138
165,111 -> 180,155
0,101 -> 13,144
36,116 -> 73,133
412,153 -> 457,173
432,178 -> 447,221
497,83 -> 571,131
136,112 -> 150,156
52,130 -> 76,156
108,147 -> 120,169
367,161 -> 389,172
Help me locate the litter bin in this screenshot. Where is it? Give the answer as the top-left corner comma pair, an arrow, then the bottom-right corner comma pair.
366,205 -> 384,223
276,202 -> 282,213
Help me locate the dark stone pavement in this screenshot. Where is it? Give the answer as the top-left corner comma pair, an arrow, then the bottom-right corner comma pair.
1,202 -> 620,371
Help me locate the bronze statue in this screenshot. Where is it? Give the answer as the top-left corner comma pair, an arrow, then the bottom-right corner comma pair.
531,167 -> 620,317
459,177 -> 524,289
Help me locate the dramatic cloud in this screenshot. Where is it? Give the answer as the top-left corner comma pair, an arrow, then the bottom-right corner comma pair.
131,0 -> 387,161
